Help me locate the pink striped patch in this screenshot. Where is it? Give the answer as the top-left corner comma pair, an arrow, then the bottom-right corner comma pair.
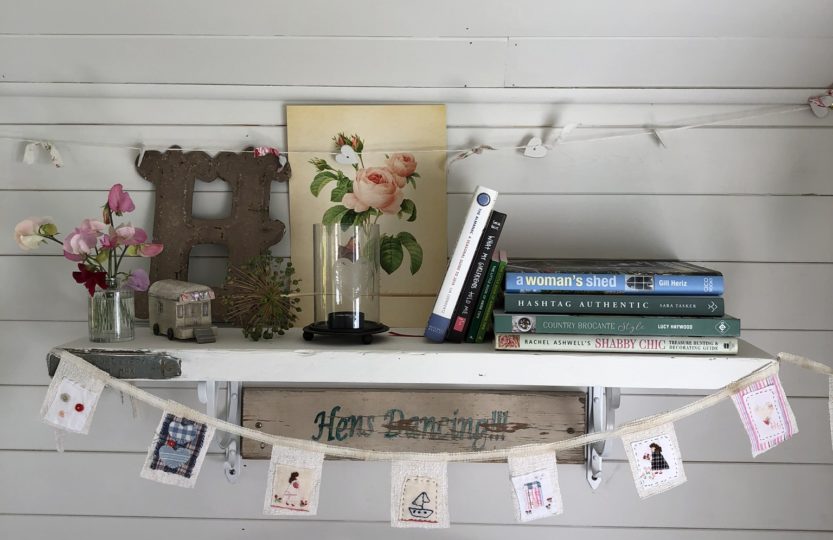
731,374 -> 798,457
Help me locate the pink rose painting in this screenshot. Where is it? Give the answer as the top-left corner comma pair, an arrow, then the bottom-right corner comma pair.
309,133 -> 423,275
287,104 -> 447,328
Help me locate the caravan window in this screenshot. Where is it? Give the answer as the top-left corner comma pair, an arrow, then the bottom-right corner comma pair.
157,301 -> 163,314
176,305 -> 184,318
202,302 -> 209,316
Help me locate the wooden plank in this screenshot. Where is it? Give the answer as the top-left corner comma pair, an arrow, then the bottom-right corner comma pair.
0,386 -> 225,454
5,324 -> 829,397
4,386 -> 830,464
506,38 -> 833,88
3,124 -> 833,194
3,90 -> 833,126
0,36 -> 507,87
506,37 -> 833,88
2,0 -> 831,38
0,83 -> 826,107
48,328 -> 773,389
1,453 -> 831,529
241,388 -> 585,463
3,515 -> 832,540
5,192 -> 833,262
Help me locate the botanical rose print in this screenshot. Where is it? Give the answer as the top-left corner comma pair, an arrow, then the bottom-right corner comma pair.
309,133 -> 423,275
14,216 -> 54,250
386,153 -> 417,178
13,184 -> 164,295
347,167 -> 405,214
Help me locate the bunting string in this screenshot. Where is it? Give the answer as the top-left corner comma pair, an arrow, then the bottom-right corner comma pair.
0,102 -> 822,162
54,349 -> 828,462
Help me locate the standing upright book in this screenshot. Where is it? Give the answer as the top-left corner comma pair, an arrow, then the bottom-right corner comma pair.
424,186 -> 498,342
504,260 -> 723,295
446,211 -> 507,342
473,249 -> 508,343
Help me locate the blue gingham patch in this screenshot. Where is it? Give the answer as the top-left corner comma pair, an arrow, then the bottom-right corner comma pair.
141,412 -> 215,488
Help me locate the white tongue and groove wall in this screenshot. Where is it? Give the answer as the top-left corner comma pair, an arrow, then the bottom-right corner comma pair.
1,2 -> 832,538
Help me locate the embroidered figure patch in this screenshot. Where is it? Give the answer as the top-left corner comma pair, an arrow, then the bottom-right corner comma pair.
731,374 -> 798,457
621,422 -> 686,499
263,446 -> 324,516
391,461 -> 449,529
140,412 -> 215,488
40,358 -> 105,435
507,452 -> 562,522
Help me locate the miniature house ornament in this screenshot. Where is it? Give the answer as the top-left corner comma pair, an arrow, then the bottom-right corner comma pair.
148,280 -> 216,343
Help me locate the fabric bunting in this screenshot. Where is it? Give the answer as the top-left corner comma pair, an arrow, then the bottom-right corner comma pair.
621,422 -> 687,499
263,445 -> 325,516
731,374 -> 798,457
40,358 -> 105,435
507,452 -> 563,522
140,411 -> 215,488
391,460 -> 449,529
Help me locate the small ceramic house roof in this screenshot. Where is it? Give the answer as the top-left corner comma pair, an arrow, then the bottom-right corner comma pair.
148,279 -> 215,303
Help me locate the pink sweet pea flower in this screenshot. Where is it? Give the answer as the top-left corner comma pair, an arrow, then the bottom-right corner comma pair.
63,219 -> 105,259
113,224 -> 148,245
125,268 -> 150,291
14,217 -> 54,250
137,243 -> 164,257
107,184 -> 135,215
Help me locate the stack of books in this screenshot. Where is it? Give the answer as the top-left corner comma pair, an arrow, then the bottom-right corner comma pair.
424,186 -> 508,343
493,260 -> 740,354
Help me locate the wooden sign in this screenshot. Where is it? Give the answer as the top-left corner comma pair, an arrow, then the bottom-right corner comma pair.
242,388 -> 586,463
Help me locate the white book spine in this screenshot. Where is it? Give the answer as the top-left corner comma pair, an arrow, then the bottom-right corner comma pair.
494,334 -> 739,354
424,186 -> 498,342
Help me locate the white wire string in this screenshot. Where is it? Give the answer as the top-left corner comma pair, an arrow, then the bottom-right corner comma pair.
56,349 -> 830,463
0,104 -> 812,157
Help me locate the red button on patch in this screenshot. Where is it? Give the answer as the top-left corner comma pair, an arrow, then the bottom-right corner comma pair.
74,403 -> 85,412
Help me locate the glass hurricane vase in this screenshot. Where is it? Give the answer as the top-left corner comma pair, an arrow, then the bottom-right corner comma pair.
88,278 -> 135,342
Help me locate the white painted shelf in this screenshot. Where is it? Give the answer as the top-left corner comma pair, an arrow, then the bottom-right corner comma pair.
51,328 -> 774,390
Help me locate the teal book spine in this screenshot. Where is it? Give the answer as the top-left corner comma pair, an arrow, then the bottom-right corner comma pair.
492,311 -> 740,337
503,294 -> 724,316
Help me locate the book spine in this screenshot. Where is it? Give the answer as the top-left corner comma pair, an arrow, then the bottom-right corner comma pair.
465,259 -> 500,343
504,273 -> 723,295
424,186 -> 498,342
474,255 -> 508,343
446,211 -> 506,342
503,294 -> 725,316
492,313 -> 740,337
494,333 -> 739,354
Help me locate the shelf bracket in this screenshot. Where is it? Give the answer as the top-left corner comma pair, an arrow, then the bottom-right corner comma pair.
585,385 -> 621,490
197,380 -> 243,484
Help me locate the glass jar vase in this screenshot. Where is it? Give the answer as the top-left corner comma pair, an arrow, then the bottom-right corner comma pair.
312,223 -> 382,333
88,278 -> 135,342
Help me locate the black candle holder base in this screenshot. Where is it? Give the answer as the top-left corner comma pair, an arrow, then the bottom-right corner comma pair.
302,320 -> 389,344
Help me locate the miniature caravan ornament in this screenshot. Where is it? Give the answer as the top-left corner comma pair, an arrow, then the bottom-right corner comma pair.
148,280 -> 216,343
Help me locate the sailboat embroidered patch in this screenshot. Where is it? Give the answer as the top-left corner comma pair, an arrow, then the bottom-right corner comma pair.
391,461 -> 449,528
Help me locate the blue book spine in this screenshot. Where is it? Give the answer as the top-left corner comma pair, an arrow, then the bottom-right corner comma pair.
505,273 -> 723,295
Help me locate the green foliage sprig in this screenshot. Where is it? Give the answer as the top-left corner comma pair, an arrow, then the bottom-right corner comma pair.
223,253 -> 302,341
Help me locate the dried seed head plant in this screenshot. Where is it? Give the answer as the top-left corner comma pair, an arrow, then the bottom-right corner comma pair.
223,253 -> 302,341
